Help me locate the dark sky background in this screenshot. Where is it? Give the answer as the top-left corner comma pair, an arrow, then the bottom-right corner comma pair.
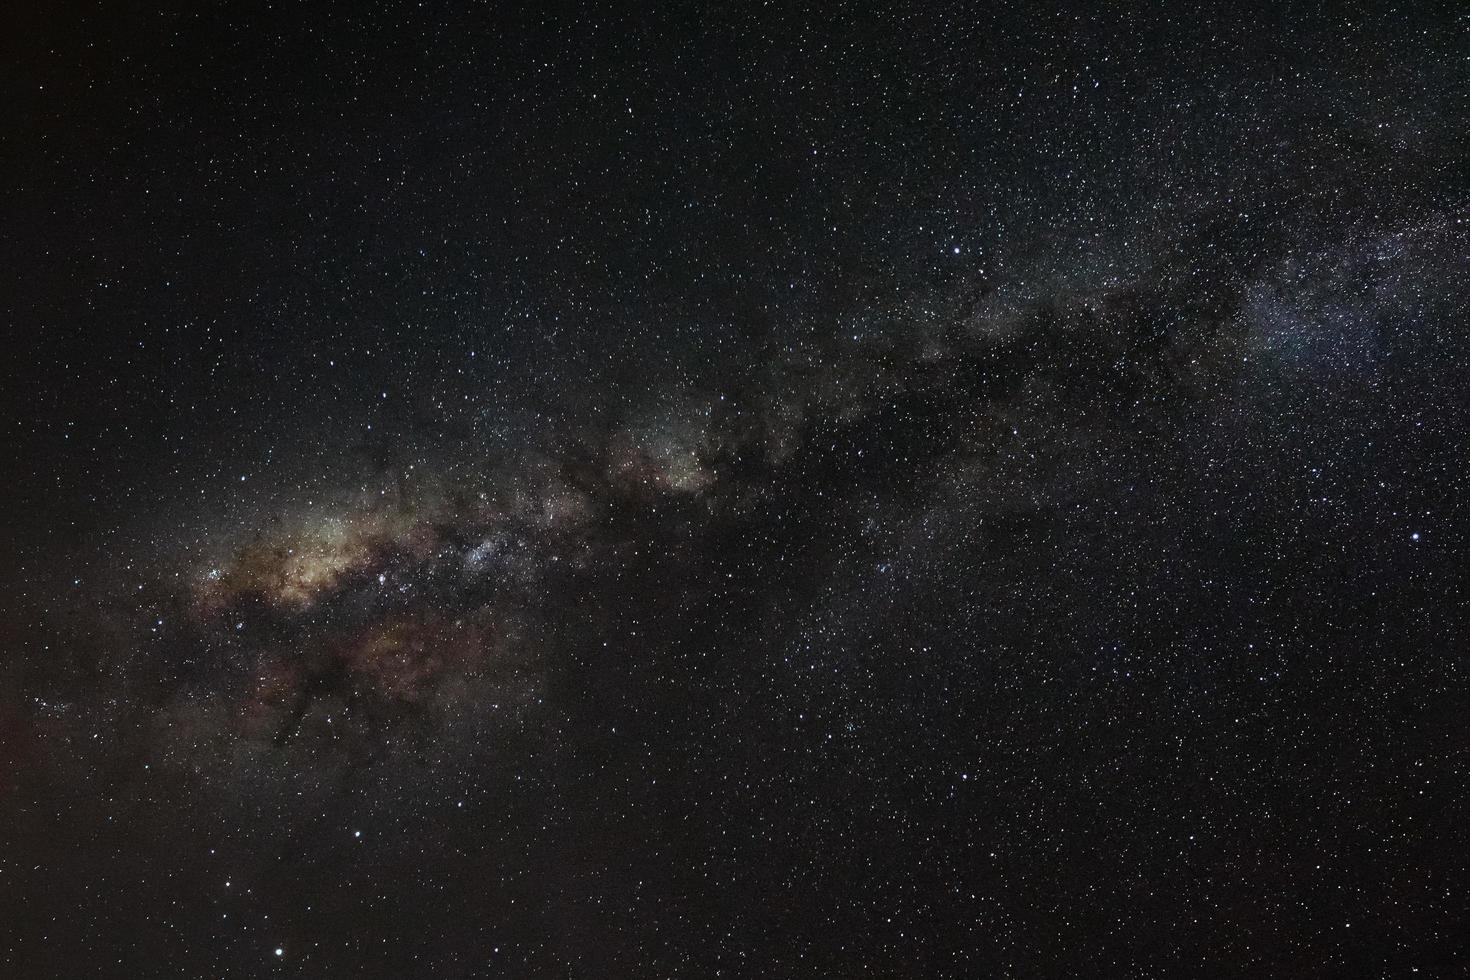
3,2 -> 1469,977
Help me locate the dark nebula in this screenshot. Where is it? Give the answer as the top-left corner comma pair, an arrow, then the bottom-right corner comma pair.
3,3 -> 1469,977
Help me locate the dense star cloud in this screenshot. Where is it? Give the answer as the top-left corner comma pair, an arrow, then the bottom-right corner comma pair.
2,3 -> 1468,977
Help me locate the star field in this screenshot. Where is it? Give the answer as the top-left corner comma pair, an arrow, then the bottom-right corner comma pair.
2,3 -> 1469,977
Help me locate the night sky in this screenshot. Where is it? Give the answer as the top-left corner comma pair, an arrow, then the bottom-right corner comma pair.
3,3 -> 1469,977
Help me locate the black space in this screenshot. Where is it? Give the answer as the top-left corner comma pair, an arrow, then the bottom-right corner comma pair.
3,3 -> 1469,977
